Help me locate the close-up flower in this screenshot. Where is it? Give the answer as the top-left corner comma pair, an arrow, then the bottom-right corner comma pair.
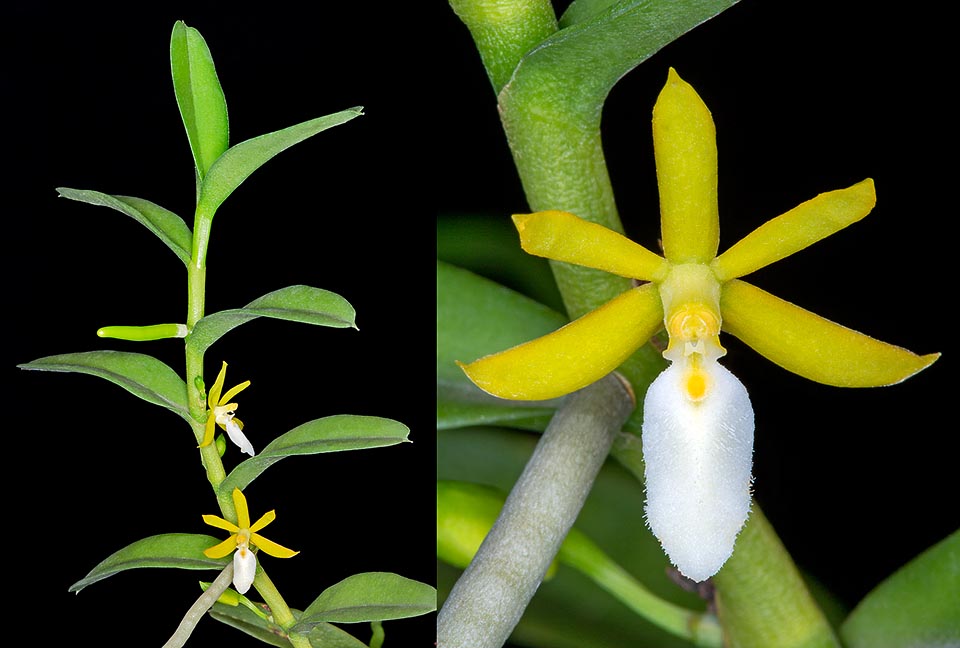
202,487 -> 299,594
201,361 -> 255,456
458,68 -> 939,582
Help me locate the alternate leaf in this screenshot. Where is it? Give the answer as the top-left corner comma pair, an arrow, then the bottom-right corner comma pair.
18,351 -> 190,422
840,529 -> 960,648
170,20 -> 229,180
220,415 -> 410,494
437,399 -> 555,432
209,603 -> 369,648
188,285 -> 356,356
197,108 -> 363,218
294,572 -> 437,627
56,188 -> 192,265
69,533 -> 228,593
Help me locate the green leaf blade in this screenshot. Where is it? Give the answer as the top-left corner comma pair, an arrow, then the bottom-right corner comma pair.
188,285 -> 356,356
170,20 -> 229,179
18,351 -> 190,422
294,572 -> 437,627
56,188 -> 192,265
209,604 -> 369,648
197,107 -> 363,217
69,533 -> 228,593
220,415 -> 410,494
840,529 -> 960,648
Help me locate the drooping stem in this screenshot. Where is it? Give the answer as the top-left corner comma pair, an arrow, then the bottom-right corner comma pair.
437,373 -> 634,648
162,563 -> 234,648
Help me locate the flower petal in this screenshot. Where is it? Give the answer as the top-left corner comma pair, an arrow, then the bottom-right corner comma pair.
204,534 -> 238,559
232,487 -> 251,530
713,179 -> 876,281
208,361 -> 228,409
225,419 -> 256,457
219,379 -> 251,406
202,514 -> 240,533
642,359 -> 754,582
251,533 -> 299,559
250,509 -> 276,533
721,280 -> 939,386
512,211 -> 668,281
200,411 -> 217,448
459,284 -> 663,400
233,547 -> 257,594
653,68 -> 719,264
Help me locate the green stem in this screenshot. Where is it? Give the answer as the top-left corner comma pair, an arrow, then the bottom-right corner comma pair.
712,506 -> 841,648
448,0 -> 558,92
437,373 -> 634,648
254,568 -> 313,648
560,527 -> 723,646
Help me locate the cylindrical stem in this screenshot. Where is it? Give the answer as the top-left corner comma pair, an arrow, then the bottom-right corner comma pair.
437,373 -> 634,648
162,563 -> 234,648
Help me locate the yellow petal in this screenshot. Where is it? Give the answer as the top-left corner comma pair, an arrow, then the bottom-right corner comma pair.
202,514 -> 239,533
713,179 -> 876,281
232,488 -> 251,529
512,211 -> 668,281
204,535 -> 238,559
459,284 -> 664,400
653,68 -> 719,264
219,379 -> 251,406
250,509 -> 276,533
251,533 -> 299,558
208,361 -> 228,409
200,412 -> 217,448
720,280 -> 939,386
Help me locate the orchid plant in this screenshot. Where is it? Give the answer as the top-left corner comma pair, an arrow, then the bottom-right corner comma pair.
19,21 -> 434,647
437,2 -> 956,648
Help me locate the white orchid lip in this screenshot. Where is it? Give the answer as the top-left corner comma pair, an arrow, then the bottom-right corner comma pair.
232,543 -> 257,594
642,349 -> 754,582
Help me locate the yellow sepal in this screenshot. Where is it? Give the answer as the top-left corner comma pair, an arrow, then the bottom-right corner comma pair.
713,179 -> 876,281
720,279 -> 938,386
203,535 -> 238,559
459,284 -> 663,400
653,68 -> 719,264
232,488 -> 251,529
512,211 -> 668,281
251,533 -> 299,559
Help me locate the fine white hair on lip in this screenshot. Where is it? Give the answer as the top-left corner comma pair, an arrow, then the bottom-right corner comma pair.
233,547 -> 257,594
641,359 -> 754,582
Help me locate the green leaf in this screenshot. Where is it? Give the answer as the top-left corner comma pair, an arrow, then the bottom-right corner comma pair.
220,415 -> 410,494
294,573 -> 437,627
188,285 -> 356,356
840,529 -> 960,648
437,260 -> 566,430
69,533 -> 228,593
56,188 -> 192,265
170,20 -> 229,180
18,351 -> 190,422
197,107 -> 363,218
209,603 -> 369,648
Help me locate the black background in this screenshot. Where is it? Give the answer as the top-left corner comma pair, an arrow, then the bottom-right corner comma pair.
8,2 -> 957,647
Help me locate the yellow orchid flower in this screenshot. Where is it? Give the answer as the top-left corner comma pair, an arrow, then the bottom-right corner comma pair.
458,68 -> 938,582
203,487 -> 299,593
200,361 -> 255,456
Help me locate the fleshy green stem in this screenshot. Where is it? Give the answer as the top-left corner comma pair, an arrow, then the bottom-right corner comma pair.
254,567 -> 313,648
437,373 -> 635,648
560,527 -> 723,646
712,506 -> 842,648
